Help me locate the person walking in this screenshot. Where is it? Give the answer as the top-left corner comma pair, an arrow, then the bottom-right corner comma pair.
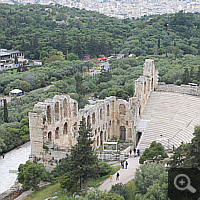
137,149 -> 140,156
116,172 -> 119,180
129,149 -> 132,156
121,161 -> 124,169
125,160 -> 128,169
134,148 -> 136,156
2,153 -> 5,159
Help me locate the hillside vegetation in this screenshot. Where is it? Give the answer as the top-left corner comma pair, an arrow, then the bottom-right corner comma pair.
0,4 -> 200,155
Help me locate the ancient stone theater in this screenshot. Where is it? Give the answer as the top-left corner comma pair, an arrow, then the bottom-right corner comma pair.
29,59 -> 158,170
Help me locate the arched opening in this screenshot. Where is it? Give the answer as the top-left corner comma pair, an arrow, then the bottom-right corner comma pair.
55,102 -> 59,121
120,126 -> 126,141
139,106 -> 141,116
151,78 -> 153,90
107,105 -> 109,116
48,131 -> 52,142
100,108 -> 103,120
100,131 -> 103,146
97,136 -> 99,146
119,104 -> 126,115
47,106 -> 51,123
87,115 -> 90,127
92,113 -> 95,124
144,81 -> 146,94
136,132 -> 142,146
55,127 -> 59,139
73,102 -> 77,116
63,122 -> 67,134
63,99 -> 67,117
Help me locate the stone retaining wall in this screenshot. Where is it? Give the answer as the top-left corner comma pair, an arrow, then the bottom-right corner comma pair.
156,82 -> 200,96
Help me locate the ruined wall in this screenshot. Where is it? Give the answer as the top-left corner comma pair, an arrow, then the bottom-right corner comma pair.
29,59 -> 157,171
156,82 -> 200,96
134,59 -> 158,117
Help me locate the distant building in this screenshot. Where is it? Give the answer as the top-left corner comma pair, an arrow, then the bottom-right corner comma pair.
0,48 -> 24,71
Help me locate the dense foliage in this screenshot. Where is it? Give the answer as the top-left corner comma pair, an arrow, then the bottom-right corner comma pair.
134,162 -> 168,200
0,3 -> 131,60
139,141 -> 168,164
18,160 -> 47,191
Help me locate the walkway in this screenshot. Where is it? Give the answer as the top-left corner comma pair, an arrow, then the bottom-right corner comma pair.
0,142 -> 31,194
98,156 -> 140,192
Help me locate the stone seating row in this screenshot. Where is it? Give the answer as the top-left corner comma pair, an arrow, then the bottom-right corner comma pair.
138,92 -> 200,152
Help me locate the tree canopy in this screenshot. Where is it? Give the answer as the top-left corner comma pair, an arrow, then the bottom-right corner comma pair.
139,141 -> 168,164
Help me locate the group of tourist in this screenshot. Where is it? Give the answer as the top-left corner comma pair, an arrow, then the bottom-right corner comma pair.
130,148 -> 140,157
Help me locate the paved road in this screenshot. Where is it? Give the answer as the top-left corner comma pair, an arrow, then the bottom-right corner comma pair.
0,142 -> 31,194
98,156 -> 140,192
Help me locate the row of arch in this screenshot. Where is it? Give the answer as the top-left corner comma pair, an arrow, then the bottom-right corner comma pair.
86,104 -> 127,127
46,100 -> 77,124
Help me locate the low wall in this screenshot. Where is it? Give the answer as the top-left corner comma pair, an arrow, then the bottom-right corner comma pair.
156,82 -> 200,96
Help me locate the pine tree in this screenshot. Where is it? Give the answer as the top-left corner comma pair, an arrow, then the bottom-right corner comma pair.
68,117 -> 99,194
3,99 -> 8,123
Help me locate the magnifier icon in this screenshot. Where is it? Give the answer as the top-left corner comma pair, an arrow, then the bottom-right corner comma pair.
174,174 -> 196,193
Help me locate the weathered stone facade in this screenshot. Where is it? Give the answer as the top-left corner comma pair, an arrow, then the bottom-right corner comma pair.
29,59 -> 158,171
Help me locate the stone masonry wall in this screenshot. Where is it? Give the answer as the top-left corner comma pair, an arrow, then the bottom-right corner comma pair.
29,59 -> 157,171
156,82 -> 200,96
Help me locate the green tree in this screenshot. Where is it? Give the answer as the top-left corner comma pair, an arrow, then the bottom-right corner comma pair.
68,53 -> 79,61
181,68 -> 190,84
134,162 -> 167,198
139,141 -> 168,164
0,138 -> 5,153
3,99 -> 8,123
75,73 -> 83,95
60,172 -> 76,191
18,161 -> 46,191
14,55 -> 18,64
68,117 -> 99,194
109,183 -> 130,200
19,81 -> 32,92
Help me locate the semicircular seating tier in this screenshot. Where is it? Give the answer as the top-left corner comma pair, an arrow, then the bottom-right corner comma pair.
136,91 -> 200,152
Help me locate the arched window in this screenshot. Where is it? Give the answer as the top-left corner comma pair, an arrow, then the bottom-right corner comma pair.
47,106 -> 51,123
144,81 -> 146,94
100,108 -> 103,120
119,104 -> 126,115
63,99 -> 67,117
73,102 -> 77,116
87,115 -> 90,127
55,127 -> 59,139
48,132 -> 52,142
107,105 -> 109,116
63,123 -> 67,134
92,113 -> 95,124
55,102 -> 59,121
